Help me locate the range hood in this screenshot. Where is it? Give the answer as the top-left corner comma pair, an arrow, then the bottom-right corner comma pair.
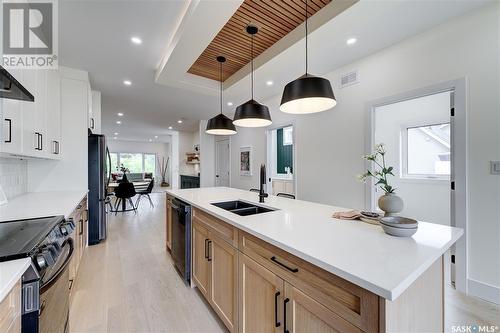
0,66 -> 34,102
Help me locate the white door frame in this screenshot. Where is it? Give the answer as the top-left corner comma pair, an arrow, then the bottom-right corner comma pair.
365,78 -> 467,293
266,121 -> 297,197
214,136 -> 231,187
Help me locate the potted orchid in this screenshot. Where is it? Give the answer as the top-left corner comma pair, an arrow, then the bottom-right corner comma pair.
358,143 -> 403,216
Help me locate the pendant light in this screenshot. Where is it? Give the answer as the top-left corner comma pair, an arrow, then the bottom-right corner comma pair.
233,25 -> 272,128
280,0 -> 336,114
206,56 -> 237,135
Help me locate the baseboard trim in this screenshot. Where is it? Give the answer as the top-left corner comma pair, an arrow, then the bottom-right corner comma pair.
468,278 -> 500,305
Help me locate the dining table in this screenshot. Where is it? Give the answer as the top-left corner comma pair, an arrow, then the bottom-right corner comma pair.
107,180 -> 151,212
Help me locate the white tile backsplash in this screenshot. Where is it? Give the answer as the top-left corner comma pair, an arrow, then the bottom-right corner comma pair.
0,158 -> 28,199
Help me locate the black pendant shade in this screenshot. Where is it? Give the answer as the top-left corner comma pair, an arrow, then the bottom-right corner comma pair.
206,56 -> 237,135
280,0 -> 336,114
233,99 -> 272,127
233,25 -> 272,128
280,74 -> 336,114
206,113 -> 236,135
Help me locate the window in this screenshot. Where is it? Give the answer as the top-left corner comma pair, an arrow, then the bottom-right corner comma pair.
109,153 -> 118,172
269,126 -> 293,178
110,152 -> 157,174
144,154 -> 156,174
402,123 -> 450,179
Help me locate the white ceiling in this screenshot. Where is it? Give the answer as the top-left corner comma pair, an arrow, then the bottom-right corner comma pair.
59,0 -> 490,142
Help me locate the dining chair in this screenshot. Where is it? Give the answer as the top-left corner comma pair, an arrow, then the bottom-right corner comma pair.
135,179 -> 155,208
114,182 -> 137,215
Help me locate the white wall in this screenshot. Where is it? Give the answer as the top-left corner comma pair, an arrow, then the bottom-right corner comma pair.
107,139 -> 171,183
178,130 -> 198,176
374,91 -> 450,226
199,120 -> 216,187
229,4 -> 500,294
230,126 -> 267,191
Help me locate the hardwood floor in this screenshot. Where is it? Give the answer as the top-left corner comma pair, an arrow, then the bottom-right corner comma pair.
69,193 -> 499,333
69,193 -> 226,333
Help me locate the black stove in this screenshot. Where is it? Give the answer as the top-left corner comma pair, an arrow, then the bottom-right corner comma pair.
0,215 -> 75,333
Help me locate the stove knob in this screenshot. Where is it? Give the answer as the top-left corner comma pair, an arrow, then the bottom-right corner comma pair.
36,253 -> 48,270
59,225 -> 68,236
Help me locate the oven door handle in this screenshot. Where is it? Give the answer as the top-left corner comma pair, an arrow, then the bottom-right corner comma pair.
40,238 -> 74,293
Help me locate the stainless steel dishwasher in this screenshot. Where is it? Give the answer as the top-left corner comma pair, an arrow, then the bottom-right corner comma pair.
171,198 -> 192,285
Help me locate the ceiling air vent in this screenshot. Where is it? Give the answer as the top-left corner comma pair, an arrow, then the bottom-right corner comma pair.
340,70 -> 358,89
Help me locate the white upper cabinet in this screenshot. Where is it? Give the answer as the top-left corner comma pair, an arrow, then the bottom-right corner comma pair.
22,69 -> 47,158
1,69 -> 23,154
0,67 -> 67,159
91,91 -> 101,134
46,70 -> 61,158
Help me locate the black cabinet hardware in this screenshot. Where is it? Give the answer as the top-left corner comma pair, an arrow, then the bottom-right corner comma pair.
4,119 -> 12,143
275,291 -> 281,327
207,240 -> 212,261
35,132 -> 40,150
284,297 -> 290,333
56,141 -> 60,154
79,219 -> 83,235
204,239 -> 209,259
52,140 -> 60,154
271,256 -> 299,273
90,118 -> 95,129
40,133 -> 43,150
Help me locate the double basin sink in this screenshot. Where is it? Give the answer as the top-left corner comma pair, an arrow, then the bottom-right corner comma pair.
211,200 -> 276,216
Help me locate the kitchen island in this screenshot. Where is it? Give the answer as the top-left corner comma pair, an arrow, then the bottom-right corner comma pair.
166,187 -> 462,332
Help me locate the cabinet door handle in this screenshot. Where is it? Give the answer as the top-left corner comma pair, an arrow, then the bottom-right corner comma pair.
207,240 -> 212,261
271,256 -> 299,273
56,141 -> 60,154
284,297 -> 290,333
79,219 -> 83,235
204,239 -> 209,259
34,132 -> 40,150
40,133 -> 43,150
90,118 -> 95,129
275,291 -> 281,327
4,119 -> 12,143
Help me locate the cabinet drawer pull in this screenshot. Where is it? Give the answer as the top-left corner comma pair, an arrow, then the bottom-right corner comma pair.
271,256 -> 299,273
207,240 -> 212,261
4,118 -> 12,143
275,291 -> 281,327
284,297 -> 290,333
204,239 -> 209,259
79,219 -> 83,235
35,132 -> 40,150
40,133 -> 43,150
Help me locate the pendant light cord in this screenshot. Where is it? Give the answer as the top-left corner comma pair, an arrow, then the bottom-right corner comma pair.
251,33 -> 254,100
305,0 -> 308,74
220,60 -> 223,114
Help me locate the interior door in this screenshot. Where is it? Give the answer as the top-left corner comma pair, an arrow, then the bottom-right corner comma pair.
215,139 -> 230,187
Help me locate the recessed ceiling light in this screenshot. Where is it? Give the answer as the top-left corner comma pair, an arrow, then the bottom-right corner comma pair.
117,112 -> 124,117
131,36 -> 142,45
148,139 -> 152,142
123,80 -> 132,86
168,126 -> 173,130
154,135 -> 158,139
114,132 -> 119,135
266,80 -> 273,86
177,120 -> 183,124
227,102 -> 233,106
116,121 -> 122,124
113,136 -> 117,140
346,37 -> 357,45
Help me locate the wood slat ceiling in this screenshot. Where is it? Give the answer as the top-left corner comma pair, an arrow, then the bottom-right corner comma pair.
187,0 -> 331,82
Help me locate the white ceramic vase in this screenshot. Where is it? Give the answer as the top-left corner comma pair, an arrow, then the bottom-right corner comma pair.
378,193 -> 404,217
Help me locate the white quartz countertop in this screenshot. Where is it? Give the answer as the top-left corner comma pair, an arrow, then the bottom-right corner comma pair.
0,191 -> 87,222
0,259 -> 31,302
167,187 -> 463,300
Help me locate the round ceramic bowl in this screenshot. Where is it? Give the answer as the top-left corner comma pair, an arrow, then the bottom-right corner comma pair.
381,223 -> 418,237
380,216 -> 418,229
